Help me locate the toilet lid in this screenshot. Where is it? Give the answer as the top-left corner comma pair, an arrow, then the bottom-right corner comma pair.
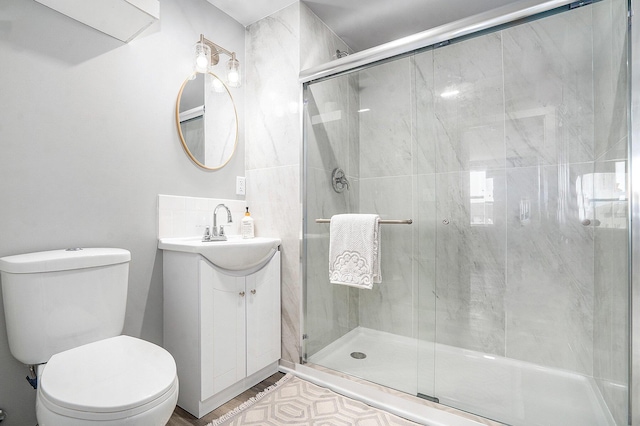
40,335 -> 177,413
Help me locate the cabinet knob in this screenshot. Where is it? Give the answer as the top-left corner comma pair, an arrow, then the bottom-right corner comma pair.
251,289 -> 256,295
239,291 -> 245,297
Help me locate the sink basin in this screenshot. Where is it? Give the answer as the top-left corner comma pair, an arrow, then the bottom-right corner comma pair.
158,236 -> 281,271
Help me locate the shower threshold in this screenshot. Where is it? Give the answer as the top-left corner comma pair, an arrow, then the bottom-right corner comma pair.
308,327 -> 617,426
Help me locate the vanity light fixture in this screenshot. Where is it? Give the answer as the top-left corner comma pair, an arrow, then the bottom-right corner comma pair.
194,34 -> 241,88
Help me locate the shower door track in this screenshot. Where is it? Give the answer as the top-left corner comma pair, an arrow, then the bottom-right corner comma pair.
299,0 -> 577,84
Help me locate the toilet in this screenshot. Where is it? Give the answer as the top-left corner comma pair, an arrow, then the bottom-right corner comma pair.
0,248 -> 178,425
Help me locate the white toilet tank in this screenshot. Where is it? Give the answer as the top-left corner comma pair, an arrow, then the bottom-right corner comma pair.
0,248 -> 130,365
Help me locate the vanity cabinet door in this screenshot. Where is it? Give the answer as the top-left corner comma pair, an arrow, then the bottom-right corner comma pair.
200,260 -> 246,401
246,252 -> 281,376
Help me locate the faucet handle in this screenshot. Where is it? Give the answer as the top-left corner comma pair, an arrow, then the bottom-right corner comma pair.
202,226 -> 211,242
219,224 -> 230,236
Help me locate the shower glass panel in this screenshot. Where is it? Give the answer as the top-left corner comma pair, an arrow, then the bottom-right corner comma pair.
302,0 -> 629,424
304,55 -> 428,395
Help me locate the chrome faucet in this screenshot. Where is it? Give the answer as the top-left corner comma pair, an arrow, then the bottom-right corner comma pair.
212,204 -> 233,239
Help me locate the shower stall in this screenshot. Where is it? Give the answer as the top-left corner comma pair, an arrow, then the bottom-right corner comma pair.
302,0 -> 630,424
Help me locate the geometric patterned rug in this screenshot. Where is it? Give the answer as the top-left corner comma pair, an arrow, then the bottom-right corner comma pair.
208,374 -> 421,425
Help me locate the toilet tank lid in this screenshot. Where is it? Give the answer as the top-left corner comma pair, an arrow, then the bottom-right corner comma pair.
0,248 -> 130,274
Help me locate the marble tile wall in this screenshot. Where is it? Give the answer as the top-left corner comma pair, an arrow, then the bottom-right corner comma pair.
433,33 -> 505,173
499,6 -> 597,374
246,2 -> 353,364
357,58 -> 415,337
245,4 -> 300,172
359,59 -> 413,179
414,35 -> 510,362
504,164 -> 594,374
436,170 -> 507,355
429,33 -> 508,357
358,175 -> 414,335
246,3 -> 302,364
503,7 -> 595,168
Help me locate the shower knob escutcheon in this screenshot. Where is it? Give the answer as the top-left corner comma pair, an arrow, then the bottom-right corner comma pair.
332,168 -> 350,193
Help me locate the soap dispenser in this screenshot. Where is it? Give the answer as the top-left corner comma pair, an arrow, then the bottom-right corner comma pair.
241,207 -> 255,239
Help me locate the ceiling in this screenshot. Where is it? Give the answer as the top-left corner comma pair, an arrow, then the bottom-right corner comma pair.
205,0 -> 297,28
206,0 -> 529,52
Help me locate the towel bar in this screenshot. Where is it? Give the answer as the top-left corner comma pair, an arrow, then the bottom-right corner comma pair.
315,218 -> 413,224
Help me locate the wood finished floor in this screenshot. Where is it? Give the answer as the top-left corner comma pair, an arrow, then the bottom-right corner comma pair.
166,372 -> 285,426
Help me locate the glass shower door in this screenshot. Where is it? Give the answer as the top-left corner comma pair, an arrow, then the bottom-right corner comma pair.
302,56 -> 436,398
416,0 -> 629,424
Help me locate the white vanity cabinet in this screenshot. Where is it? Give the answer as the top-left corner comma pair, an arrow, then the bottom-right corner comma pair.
162,249 -> 281,418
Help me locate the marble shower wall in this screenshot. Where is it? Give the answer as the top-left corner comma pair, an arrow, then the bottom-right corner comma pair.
358,58 -> 416,337
501,6 -> 596,374
246,3 -> 301,365
427,32 -> 508,357
246,2 -> 352,364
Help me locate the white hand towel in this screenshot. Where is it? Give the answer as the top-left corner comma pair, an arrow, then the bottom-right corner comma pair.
329,214 -> 381,289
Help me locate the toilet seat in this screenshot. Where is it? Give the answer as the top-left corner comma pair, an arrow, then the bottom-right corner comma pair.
38,335 -> 177,421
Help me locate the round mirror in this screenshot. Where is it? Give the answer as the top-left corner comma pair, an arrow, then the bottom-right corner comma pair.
175,72 -> 238,170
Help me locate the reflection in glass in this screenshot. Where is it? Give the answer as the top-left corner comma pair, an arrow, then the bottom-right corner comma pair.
469,171 -> 494,225
577,161 -> 628,229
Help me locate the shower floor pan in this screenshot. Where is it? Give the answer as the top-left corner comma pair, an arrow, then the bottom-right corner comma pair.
308,327 -> 617,426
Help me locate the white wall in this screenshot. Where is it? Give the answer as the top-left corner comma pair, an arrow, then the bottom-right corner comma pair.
0,0 -> 245,424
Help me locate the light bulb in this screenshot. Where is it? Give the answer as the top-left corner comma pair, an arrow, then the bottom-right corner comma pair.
226,57 -> 241,88
196,53 -> 208,70
194,42 -> 210,74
